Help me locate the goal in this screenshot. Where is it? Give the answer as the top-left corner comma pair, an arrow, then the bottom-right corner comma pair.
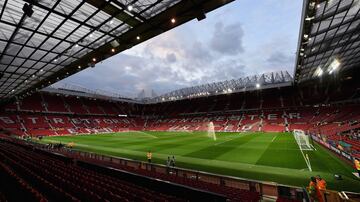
293,129 -> 313,151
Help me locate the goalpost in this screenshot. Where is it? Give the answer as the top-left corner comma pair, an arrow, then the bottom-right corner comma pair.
293,129 -> 313,171
293,129 -> 313,151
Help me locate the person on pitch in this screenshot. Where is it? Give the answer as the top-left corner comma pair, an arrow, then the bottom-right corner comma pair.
308,177 -> 323,202
316,175 -> 327,191
147,150 -> 152,163
354,158 -> 360,177
171,155 -> 176,167
166,156 -> 171,173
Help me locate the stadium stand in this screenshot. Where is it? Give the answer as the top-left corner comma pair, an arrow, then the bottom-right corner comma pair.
1,81 -> 360,202
2,84 -> 360,158
0,138 -> 230,202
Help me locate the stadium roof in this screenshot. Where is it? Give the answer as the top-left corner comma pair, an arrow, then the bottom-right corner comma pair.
0,0 -> 233,102
294,0 -> 360,83
41,71 -> 293,104
143,71 -> 293,103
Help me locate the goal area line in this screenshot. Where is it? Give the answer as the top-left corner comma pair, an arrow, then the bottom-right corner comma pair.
293,130 -> 313,171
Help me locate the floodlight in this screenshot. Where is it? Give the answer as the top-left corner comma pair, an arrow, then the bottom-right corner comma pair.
171,18 -> 176,23
313,66 -> 323,77
256,83 -> 260,88
127,5 -> 133,11
327,58 -> 340,73
305,16 -> 314,21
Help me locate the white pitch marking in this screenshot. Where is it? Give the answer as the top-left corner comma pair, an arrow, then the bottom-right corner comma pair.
311,144 -> 317,151
133,131 -> 158,138
214,135 -> 242,146
271,135 -> 277,142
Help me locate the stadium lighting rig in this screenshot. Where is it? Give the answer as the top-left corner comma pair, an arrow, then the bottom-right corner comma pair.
313,66 -> 323,78
327,58 -> 341,74
305,16 -> 315,21
256,83 -> 261,89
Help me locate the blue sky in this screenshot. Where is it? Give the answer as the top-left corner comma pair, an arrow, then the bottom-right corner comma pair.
58,0 -> 302,97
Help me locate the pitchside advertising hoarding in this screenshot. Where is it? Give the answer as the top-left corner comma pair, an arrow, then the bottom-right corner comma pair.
311,135 -> 353,161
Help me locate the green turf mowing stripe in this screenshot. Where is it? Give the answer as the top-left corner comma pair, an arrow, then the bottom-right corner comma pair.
183,133 -> 256,159
155,133 -> 245,157
255,133 -> 307,169
215,133 -> 276,164
304,143 -> 356,177
121,132 -> 212,152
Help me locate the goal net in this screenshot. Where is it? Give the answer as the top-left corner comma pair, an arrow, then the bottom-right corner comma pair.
293,129 -> 313,151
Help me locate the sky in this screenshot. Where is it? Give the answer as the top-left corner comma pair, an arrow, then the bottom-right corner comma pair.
57,0 -> 302,98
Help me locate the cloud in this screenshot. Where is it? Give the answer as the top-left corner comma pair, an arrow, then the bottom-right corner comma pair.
210,22 -> 244,55
166,53 -> 177,63
266,51 -> 294,66
56,0 -> 301,97
59,21 -> 248,97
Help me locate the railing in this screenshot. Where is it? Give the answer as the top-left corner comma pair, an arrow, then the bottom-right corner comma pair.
58,147 -> 304,201
55,147 -> 360,202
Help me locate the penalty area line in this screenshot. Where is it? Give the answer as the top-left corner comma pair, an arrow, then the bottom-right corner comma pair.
214,136 -> 240,146
299,148 -> 312,172
134,131 -> 158,138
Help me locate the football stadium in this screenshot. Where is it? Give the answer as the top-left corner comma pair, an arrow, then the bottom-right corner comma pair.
1,0 -> 360,201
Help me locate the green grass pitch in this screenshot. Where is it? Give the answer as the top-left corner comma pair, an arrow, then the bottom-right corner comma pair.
40,131 -> 360,192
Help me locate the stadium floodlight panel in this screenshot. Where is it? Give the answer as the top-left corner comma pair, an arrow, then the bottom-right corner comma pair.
305,16 -> 314,21
313,66 -> 323,77
327,58 -> 340,73
256,83 -> 260,88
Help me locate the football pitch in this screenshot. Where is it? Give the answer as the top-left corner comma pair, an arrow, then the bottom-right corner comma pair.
40,131 -> 360,192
